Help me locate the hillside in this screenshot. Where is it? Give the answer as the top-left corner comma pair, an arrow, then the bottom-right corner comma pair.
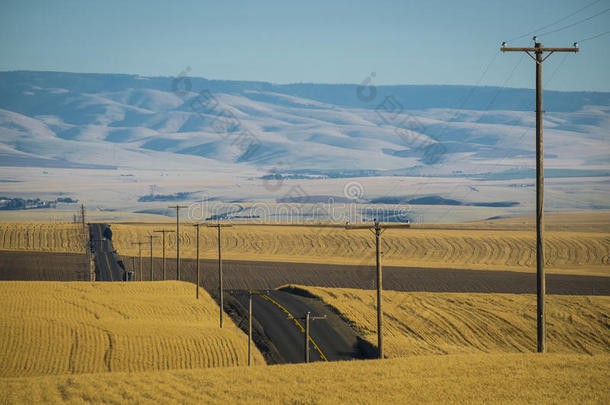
0,281 -> 264,377
1,353 -> 607,404
0,71 -> 609,218
295,286 -> 610,357
110,221 -> 610,276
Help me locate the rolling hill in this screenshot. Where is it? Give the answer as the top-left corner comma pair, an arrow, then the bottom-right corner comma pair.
0,281 -> 264,377
295,286 -> 610,357
1,71 -> 609,219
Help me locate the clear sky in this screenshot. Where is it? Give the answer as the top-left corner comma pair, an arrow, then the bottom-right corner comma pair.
1,0 -> 609,91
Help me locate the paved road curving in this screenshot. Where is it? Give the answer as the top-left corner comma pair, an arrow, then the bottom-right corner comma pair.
89,223 -> 124,282
229,289 -> 374,364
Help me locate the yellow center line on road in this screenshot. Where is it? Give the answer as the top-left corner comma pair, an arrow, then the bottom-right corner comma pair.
254,291 -> 328,362
104,252 -> 114,282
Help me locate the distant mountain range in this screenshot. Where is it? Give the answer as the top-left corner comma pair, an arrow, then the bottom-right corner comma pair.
0,70 -> 609,178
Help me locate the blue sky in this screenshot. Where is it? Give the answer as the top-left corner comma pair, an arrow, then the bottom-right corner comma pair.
1,0 -> 609,91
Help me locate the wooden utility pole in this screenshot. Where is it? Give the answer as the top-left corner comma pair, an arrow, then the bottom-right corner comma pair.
289,311 -> 327,363
346,220 -> 410,358
153,230 -> 174,280
80,205 -> 93,281
131,256 -> 136,281
131,242 -> 145,281
304,312 -> 326,363
248,291 -> 253,365
146,235 -> 159,281
501,37 -> 578,353
193,224 -> 202,299
207,223 -> 233,328
80,204 -> 86,234
231,289 -> 265,366
169,205 -> 188,280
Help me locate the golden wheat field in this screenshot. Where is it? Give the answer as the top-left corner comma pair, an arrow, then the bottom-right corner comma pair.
1,353 -> 607,404
1,211 -> 609,276
0,223 -> 86,253
0,281 -> 264,378
294,286 -> 610,357
110,222 -> 610,277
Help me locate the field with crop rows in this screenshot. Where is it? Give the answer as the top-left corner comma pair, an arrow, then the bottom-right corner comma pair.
1,353 -> 607,404
0,281 -> 264,377
295,286 -> 610,357
111,222 -> 610,276
1,212 -> 608,276
0,223 -> 85,253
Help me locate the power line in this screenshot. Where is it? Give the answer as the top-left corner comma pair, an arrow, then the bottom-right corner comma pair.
509,0 -> 603,42
538,7 -> 610,38
395,53 -> 526,208
577,29 -> 610,43
379,50 -> 504,199
435,52 -> 570,224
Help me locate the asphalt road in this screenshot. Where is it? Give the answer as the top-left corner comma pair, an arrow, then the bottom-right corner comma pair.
89,223 -> 123,282
230,289 -> 370,363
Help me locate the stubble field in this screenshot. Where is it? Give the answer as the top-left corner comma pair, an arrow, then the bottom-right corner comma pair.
1,353 -> 607,404
1,212 -> 609,276
291,286 -> 610,357
0,223 -> 85,253
0,281 -> 264,378
111,221 -> 610,276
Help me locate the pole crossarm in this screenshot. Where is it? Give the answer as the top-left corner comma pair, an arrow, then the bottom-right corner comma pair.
345,223 -> 411,230
206,223 -> 234,228
288,314 -> 327,321
501,47 -> 578,52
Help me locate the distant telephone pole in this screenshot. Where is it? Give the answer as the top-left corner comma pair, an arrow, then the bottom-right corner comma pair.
193,224 -> 203,299
146,235 -> 159,281
131,241 -> 145,281
79,205 -> 92,281
169,205 -> 188,281
153,230 -> 175,280
231,289 -> 267,366
501,37 -> 578,353
346,219 -> 410,359
207,223 -> 233,328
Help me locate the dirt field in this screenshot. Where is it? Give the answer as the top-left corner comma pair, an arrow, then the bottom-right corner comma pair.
0,250 -> 88,281
1,353 -> 607,404
0,281 -> 264,378
295,286 -> 610,357
118,255 -> 609,296
2,247 -> 604,295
